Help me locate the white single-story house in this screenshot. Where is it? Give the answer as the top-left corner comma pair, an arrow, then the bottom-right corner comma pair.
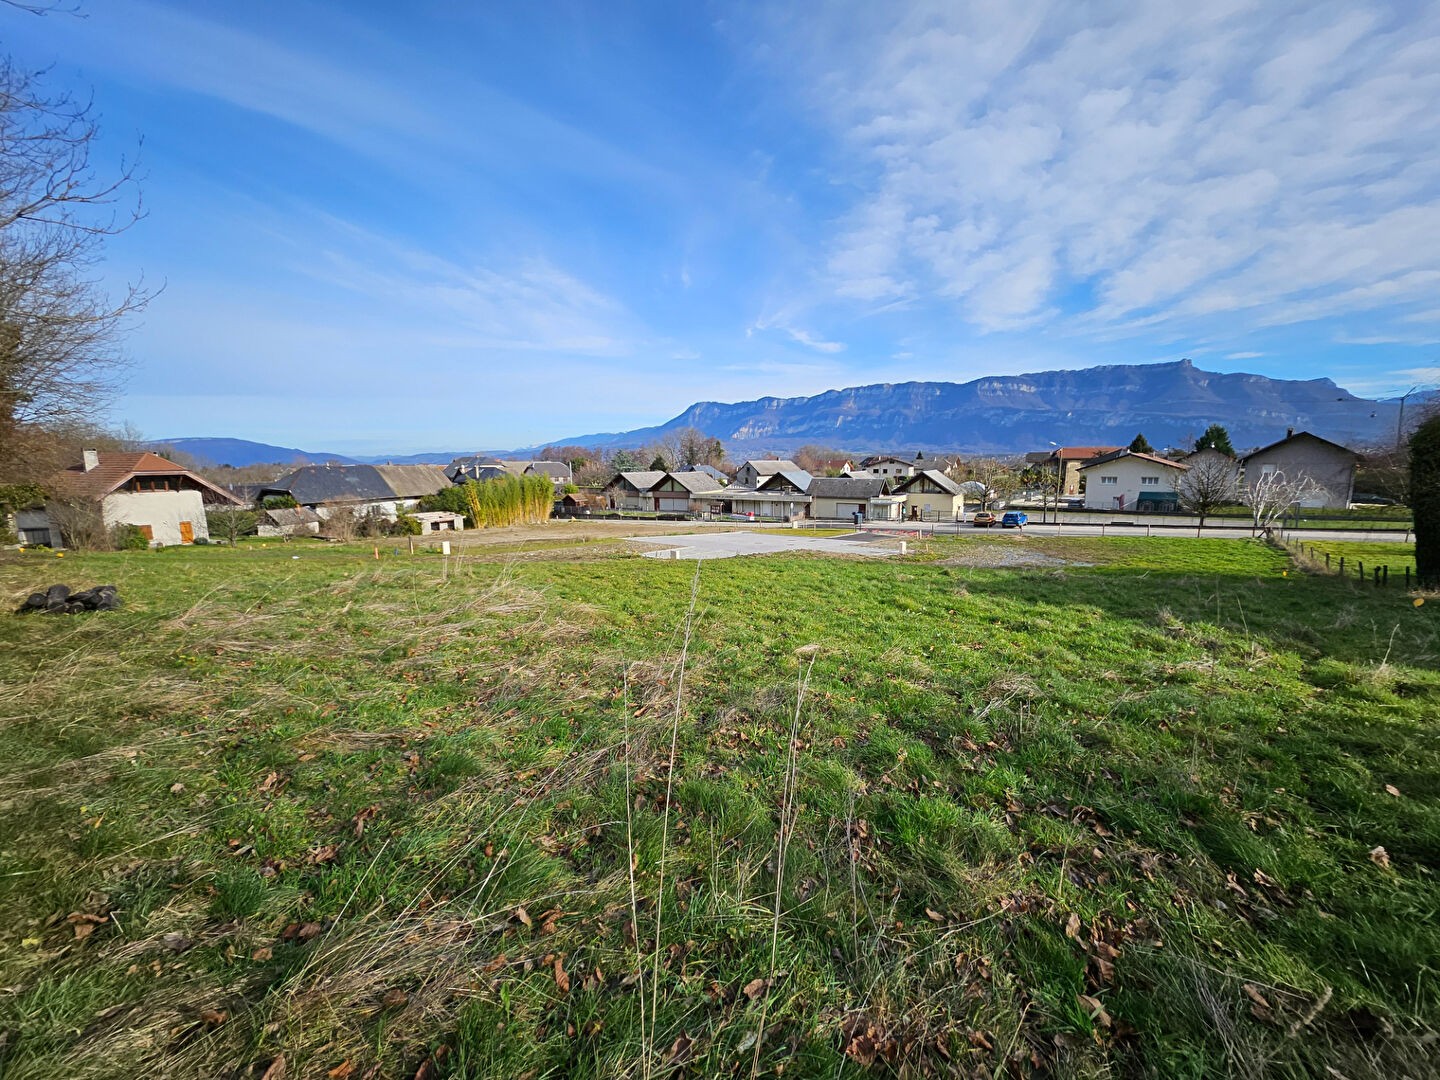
1079,450 -> 1189,511
28,449 -> 243,548
892,470 -> 965,520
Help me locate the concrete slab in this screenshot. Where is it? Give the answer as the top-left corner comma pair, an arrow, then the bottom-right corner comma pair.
628,530 -> 899,561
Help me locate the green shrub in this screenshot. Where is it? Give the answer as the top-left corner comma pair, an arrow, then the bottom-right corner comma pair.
260,494 -> 298,510
1412,413 -> 1440,588
112,524 -> 150,551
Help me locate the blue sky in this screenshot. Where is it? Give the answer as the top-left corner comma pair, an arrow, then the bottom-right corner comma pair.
6,0 -> 1440,453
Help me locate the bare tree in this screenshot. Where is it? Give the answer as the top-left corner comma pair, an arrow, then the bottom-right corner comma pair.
966,457 -> 1021,510
1245,469 -> 1327,536
1176,453 -> 1240,533
0,59 -> 147,486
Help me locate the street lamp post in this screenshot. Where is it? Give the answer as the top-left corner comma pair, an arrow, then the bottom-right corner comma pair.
1396,385 -> 1421,454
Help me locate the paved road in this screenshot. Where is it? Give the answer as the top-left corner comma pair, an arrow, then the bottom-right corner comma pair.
856,521 -> 1412,542
628,530 -> 898,561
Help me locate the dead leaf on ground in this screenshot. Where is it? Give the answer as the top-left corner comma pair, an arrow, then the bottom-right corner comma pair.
1076,994 -> 1112,1028
296,922 -> 323,942
252,946 -> 273,961
382,988 -> 408,1009
553,955 -> 570,994
162,932 -> 192,952
924,908 -> 945,923
1369,846 -> 1391,869
169,782 -> 185,794
307,844 -> 340,865
199,1008 -> 228,1028
327,1062 -> 354,1079
259,1055 -> 287,1080
1384,784 -> 1401,798
1064,912 -> 1082,939
514,906 -> 532,928
258,771 -> 279,792
665,1033 -> 694,1065
742,976 -> 770,1001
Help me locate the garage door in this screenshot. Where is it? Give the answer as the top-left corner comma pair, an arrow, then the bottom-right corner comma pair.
657,496 -> 689,513
835,502 -> 865,518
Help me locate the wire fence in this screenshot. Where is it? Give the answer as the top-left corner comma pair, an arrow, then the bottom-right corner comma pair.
1285,537 -> 1417,589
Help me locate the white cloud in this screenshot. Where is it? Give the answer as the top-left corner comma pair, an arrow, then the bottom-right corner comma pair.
1225,352 -> 1264,359
764,1 -> 1440,340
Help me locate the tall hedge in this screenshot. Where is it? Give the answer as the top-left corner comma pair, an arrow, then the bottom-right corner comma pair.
1412,413 -> 1440,589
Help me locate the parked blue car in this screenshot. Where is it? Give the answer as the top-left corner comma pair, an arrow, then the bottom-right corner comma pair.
1000,511 -> 1028,528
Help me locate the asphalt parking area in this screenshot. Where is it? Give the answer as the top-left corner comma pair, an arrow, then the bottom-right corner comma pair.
627,530 -> 900,561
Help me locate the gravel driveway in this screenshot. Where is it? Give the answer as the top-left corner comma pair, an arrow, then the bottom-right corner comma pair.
627,530 -> 899,561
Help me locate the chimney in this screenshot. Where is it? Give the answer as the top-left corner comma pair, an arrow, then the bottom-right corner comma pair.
82,449 -> 100,472
1286,426 -> 1294,439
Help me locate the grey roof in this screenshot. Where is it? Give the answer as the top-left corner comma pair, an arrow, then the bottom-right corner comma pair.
1078,449 -> 1186,471
523,461 -> 572,480
807,476 -> 886,499
894,469 -> 963,495
743,459 -> 799,475
610,470 -> 667,492
667,471 -> 728,494
262,507 -> 322,527
266,464 -> 451,506
680,464 -> 728,482
1237,430 -> 1357,462
757,469 -> 814,492
449,454 -> 506,470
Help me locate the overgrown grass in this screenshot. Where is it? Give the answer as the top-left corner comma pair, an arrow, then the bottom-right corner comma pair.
1,538 -> 1437,1079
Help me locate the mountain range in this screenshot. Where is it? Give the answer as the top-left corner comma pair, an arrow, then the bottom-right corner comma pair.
160,360 -> 1411,466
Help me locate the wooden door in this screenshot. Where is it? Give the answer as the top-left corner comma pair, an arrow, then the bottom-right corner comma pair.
178,521 -> 194,544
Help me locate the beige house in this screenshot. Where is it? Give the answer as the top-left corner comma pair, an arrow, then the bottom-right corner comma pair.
1079,450 -> 1188,511
892,469 -> 965,520
28,449 -> 242,548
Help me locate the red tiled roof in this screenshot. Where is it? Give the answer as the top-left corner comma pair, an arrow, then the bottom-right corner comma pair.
51,451 -> 242,503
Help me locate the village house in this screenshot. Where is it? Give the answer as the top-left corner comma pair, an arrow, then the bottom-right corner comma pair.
892,469 -> 966,520
1237,430 -> 1356,509
19,449 -> 243,548
605,470 -> 667,510
806,476 -> 904,520
855,454 -> 927,479
755,468 -> 814,495
1079,449 -> 1189,512
733,459 -> 803,487
1028,446 -> 1123,497
723,486 -> 812,521
258,464 -> 451,522
447,456 -> 573,487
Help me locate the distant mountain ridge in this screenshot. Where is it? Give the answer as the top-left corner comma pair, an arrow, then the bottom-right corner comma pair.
150,438 -> 489,468
161,361 -> 1409,466
542,360 -> 1402,455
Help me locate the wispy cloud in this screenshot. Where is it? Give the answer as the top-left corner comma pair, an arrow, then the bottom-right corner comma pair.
1225,352 -> 1264,360
761,1 -> 1440,342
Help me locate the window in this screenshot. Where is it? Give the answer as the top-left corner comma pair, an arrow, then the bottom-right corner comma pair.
1141,475 -> 1160,485
1100,475 -> 1118,485
1261,464 -> 1277,476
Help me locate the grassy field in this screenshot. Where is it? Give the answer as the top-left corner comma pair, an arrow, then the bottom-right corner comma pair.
1,538 -> 1437,1079
1290,539 -> 1418,578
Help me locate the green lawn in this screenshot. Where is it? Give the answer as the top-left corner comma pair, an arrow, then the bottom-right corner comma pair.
1,538 -> 1437,1079
1291,539 -> 1417,578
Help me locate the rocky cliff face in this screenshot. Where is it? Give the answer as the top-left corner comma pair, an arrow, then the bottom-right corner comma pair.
556,360 -> 1398,455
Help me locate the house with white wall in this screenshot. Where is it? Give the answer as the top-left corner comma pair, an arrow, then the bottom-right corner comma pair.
734,459 -> 800,487
24,449 -> 243,548
892,469 -> 966,520
1078,450 -> 1188,512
